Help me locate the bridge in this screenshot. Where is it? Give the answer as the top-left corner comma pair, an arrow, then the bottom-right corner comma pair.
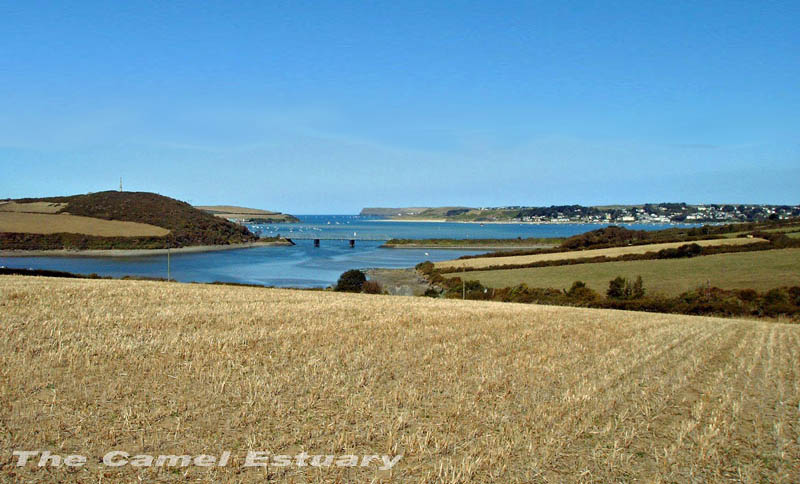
281,235 -> 390,247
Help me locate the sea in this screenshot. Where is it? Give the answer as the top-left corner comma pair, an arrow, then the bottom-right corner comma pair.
0,215 -> 695,288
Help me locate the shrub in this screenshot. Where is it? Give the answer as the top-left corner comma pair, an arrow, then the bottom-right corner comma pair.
607,276 -> 645,300
335,270 -> 366,292
568,280 -> 586,290
607,276 -> 628,300
415,261 -> 435,275
631,276 -> 646,299
443,279 -> 491,300
562,226 -> 644,249
764,288 -> 787,305
789,286 -> 800,306
362,280 -> 384,294
565,281 -> 601,302
737,288 -> 758,302
657,243 -> 703,259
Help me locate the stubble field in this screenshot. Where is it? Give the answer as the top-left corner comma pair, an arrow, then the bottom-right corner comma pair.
0,276 -> 798,482
0,212 -> 170,237
434,237 -> 767,271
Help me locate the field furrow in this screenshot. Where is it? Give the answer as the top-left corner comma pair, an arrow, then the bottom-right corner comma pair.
1,276 -> 798,483
540,322 -> 742,480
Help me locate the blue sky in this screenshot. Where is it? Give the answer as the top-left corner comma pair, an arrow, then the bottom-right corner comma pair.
1,0 -> 798,213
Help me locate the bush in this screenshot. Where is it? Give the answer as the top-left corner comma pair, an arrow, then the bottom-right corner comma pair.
565,281 -> 601,302
607,276 -> 645,300
415,261 -> 435,275
789,286 -> 800,306
764,288 -> 786,304
443,279 -> 491,300
631,276 -> 645,299
657,243 -> 703,259
607,276 -> 628,299
335,269 -> 366,292
562,226 -> 644,249
737,288 -> 758,302
362,280 -> 384,294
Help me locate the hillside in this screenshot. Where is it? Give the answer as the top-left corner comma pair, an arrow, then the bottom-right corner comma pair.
195,205 -> 300,223
361,206 -> 476,219
0,211 -> 170,237
1,275 -> 797,482
360,207 -> 435,217
0,191 -> 258,250
361,203 -> 800,223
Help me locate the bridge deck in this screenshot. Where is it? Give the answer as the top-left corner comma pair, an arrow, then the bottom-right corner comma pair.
282,236 -> 389,241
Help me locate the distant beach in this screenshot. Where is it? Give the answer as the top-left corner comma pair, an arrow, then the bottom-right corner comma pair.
370,218 -> 447,223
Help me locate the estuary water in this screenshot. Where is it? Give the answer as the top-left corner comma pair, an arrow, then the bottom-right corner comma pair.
0,216 -> 692,288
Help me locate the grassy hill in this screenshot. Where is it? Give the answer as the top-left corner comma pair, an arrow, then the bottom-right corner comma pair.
1,191 -> 258,250
1,275 -> 797,481
359,207 -> 433,216
195,205 -> 300,223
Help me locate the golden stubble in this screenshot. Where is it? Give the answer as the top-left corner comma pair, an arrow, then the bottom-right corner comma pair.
435,237 -> 768,270
0,276 -> 797,483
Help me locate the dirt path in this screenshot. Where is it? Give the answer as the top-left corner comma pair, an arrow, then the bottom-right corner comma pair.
365,268 -> 431,296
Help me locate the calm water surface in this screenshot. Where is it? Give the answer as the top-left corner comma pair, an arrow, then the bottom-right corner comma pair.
1,216 -> 694,288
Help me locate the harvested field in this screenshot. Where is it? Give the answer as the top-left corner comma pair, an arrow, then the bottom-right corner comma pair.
1,276 -> 798,482
453,248 -> 800,296
195,205 -> 280,216
435,237 -> 768,270
195,205 -> 298,222
0,212 -> 170,237
0,201 -> 66,213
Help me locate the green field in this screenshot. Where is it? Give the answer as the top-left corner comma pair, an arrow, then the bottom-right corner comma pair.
451,248 -> 800,296
721,225 -> 800,238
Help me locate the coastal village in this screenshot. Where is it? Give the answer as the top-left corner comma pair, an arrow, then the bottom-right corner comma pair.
460,204 -> 800,224
367,203 -> 800,224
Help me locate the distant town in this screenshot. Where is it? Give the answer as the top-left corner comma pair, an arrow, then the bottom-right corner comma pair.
361,203 -> 800,224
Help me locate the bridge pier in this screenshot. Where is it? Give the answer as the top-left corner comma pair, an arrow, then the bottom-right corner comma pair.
284,236 -> 386,244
